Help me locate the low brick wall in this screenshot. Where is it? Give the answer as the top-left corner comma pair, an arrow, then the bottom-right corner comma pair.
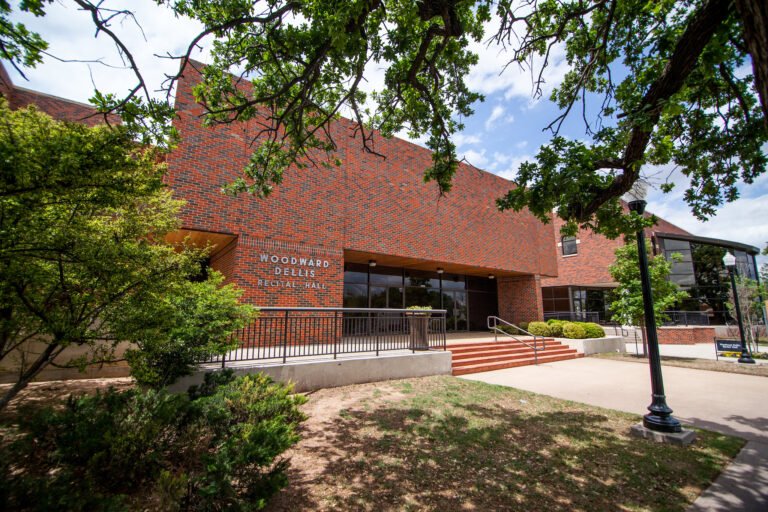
657,326 -> 715,345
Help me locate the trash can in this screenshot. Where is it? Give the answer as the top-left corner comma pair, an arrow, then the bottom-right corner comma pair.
407,311 -> 430,350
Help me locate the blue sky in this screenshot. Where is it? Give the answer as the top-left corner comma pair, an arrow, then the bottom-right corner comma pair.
7,1 -> 768,265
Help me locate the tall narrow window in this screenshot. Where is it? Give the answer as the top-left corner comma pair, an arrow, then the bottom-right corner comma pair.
561,236 -> 578,256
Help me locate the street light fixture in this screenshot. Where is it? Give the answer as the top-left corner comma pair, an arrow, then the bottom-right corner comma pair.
722,252 -> 756,364
626,191 -> 682,433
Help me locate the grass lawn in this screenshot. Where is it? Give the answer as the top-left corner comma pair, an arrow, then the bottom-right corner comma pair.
593,352 -> 768,377
267,375 -> 743,512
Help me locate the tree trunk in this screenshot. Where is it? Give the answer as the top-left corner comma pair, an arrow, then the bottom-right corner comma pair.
0,342 -> 61,411
735,0 -> 768,128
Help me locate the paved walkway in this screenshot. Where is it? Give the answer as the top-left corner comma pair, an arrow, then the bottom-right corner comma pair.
624,341 -> 768,363
460,358 -> 768,511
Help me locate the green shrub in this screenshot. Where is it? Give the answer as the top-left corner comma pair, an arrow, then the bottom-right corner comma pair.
188,373 -> 307,510
562,322 -> 588,339
122,272 -> 255,388
496,324 -> 520,335
527,321 -> 552,337
1,373 -> 306,511
547,320 -> 565,337
581,322 -> 606,338
519,321 -> 530,332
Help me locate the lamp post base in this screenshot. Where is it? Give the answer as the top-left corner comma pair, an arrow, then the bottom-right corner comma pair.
631,423 -> 696,446
738,355 -> 756,364
643,412 -> 683,433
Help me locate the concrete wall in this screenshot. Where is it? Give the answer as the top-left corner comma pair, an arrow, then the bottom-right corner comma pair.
558,336 -> 626,355
0,340 -> 133,384
168,350 -> 452,394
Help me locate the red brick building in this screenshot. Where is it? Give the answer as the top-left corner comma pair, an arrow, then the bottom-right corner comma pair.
543,206 -> 761,325
5,61 -> 759,331
165,63 -> 557,330
0,63 -> 113,126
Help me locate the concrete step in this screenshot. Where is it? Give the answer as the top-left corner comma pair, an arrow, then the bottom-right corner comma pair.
452,352 -> 584,376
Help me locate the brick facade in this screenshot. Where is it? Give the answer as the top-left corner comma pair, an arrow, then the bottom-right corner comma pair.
166,62 -> 556,320
544,209 -> 692,289
544,217 -> 625,288
0,67 -> 116,126
498,275 -> 544,324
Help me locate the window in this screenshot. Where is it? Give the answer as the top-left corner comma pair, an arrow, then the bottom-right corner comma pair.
561,236 -> 578,256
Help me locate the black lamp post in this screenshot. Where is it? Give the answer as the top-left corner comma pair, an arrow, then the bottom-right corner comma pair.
722,252 -> 756,364
628,199 -> 682,433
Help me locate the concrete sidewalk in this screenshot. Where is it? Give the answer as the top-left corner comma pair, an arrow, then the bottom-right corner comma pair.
461,358 -> 768,511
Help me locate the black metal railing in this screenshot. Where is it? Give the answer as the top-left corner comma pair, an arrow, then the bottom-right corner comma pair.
544,311 -> 602,323
660,311 -> 711,326
201,307 -> 448,366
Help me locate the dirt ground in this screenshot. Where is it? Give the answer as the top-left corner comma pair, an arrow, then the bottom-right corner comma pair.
0,377 -> 135,421
267,381 -> 409,510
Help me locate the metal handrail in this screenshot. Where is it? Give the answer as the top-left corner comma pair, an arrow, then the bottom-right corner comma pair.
487,316 -> 546,364
254,307 -> 448,313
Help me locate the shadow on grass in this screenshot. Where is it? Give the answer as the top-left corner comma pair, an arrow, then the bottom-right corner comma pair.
268,378 -> 740,511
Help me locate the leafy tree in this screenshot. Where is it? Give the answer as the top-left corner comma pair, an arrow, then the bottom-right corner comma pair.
609,241 -> 689,353
725,276 -> 767,351
1,1 -> 767,236
0,101 -> 253,410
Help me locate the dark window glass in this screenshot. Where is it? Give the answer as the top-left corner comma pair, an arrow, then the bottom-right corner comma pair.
369,266 -> 403,286
562,236 -> 577,256
343,283 -> 368,308
466,275 -> 495,292
388,287 -> 404,308
441,274 -> 466,290
343,270 -> 368,284
404,269 -> 440,288
661,238 -> 691,251
370,286 -> 387,308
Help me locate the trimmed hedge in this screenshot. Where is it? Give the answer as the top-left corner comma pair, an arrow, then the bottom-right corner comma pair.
547,320 -> 565,337
527,321 -> 551,337
582,322 -> 606,338
494,320 -> 605,340
562,322 -> 587,339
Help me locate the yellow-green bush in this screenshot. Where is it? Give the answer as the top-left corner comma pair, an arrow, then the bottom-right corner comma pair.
527,321 -> 552,337
562,322 -> 588,339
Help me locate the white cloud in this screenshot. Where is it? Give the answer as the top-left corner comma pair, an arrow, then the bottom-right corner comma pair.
489,153 -> 533,182
9,1 -> 207,105
460,148 -> 489,168
466,16 -> 570,105
515,140 -> 528,149
454,132 -> 482,148
485,105 -> 505,130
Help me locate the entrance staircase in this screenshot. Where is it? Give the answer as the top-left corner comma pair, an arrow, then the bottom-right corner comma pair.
449,338 -> 582,375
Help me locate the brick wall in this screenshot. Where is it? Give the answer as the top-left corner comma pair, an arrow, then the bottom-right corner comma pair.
543,216 -> 625,288
543,205 -> 691,289
657,326 -> 715,345
498,275 -> 544,323
1,63 -> 117,126
166,62 -> 558,319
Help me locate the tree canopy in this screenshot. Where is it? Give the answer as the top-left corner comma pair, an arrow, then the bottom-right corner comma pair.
0,101 -> 253,409
3,0 -> 767,236
608,241 -> 689,327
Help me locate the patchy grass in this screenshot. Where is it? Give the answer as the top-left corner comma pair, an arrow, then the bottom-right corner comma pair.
268,376 -> 743,512
593,352 -> 768,377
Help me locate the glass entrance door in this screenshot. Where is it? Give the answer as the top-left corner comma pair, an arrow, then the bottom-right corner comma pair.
442,290 -> 468,331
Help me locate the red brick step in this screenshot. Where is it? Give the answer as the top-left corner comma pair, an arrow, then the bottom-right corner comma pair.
448,338 -> 581,376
